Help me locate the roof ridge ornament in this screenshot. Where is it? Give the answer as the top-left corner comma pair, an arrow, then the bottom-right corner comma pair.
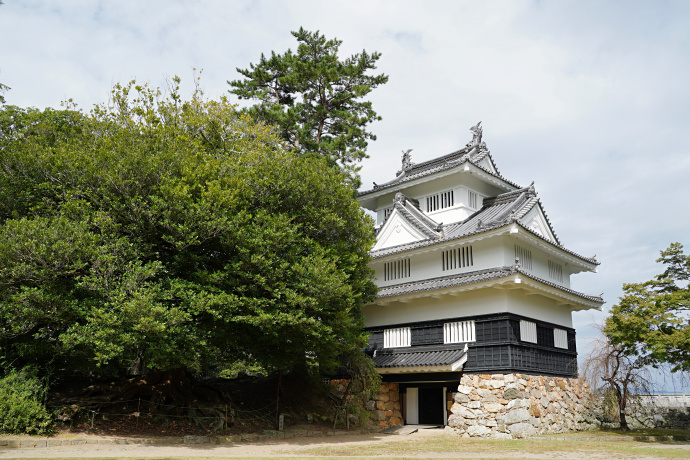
466,121 -> 483,149
396,149 -> 414,177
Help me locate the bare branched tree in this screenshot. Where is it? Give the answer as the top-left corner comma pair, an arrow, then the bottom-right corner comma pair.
581,330 -> 654,430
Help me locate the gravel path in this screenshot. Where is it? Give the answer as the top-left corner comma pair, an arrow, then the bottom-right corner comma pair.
2,428 -> 689,459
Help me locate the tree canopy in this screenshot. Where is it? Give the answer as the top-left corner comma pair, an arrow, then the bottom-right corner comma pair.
604,243 -> 690,372
228,28 -> 389,187
0,79 -> 377,378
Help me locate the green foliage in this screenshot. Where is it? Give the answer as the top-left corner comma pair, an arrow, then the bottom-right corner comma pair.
229,27 -> 389,187
0,81 -> 8,105
605,242 -> 690,372
0,78 -> 377,378
0,369 -> 54,435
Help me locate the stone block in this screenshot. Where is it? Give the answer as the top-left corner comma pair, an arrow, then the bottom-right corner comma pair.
457,385 -> 473,395
504,374 -> 515,384
389,416 -> 403,426
384,410 -> 393,417
470,394 -> 482,401
540,397 -> 549,407
491,431 -> 513,439
467,425 -> 491,437
454,393 -> 469,403
390,391 -> 399,402
451,405 -> 476,419
485,419 -> 498,427
503,387 -> 521,400
509,422 -> 537,438
485,403 -> 502,413
490,380 -> 505,389
491,374 -> 505,380
529,403 -> 542,418
379,421 -> 390,429
366,400 -> 376,411
373,410 -> 386,421
385,401 -> 395,411
448,413 -> 466,429
530,389 -> 542,399
476,388 -> 491,398
376,400 -> 386,410
505,408 -> 530,425
393,401 -> 401,410
484,394 -> 498,403
468,401 -> 481,409
378,392 -> 390,403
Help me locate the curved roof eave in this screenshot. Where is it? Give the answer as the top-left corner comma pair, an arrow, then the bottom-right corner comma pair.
370,221 -> 599,268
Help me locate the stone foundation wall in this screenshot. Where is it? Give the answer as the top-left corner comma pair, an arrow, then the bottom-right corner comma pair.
364,382 -> 404,429
448,373 -> 598,439
329,380 -> 403,430
598,405 -> 690,430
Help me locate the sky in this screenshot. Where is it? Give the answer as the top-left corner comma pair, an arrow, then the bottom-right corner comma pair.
1,0 -> 689,388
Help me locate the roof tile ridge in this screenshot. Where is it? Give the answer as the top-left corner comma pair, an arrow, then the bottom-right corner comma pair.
514,222 -> 597,265
483,182 -> 535,206
515,268 -> 604,303
397,193 -> 442,231
380,266 -> 515,290
392,193 -> 442,239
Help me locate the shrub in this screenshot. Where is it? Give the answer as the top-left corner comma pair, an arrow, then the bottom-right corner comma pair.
0,369 -> 53,435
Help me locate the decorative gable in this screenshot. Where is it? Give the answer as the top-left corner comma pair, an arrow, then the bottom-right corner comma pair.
520,204 -> 558,244
373,209 -> 432,251
475,156 -> 498,175
373,192 -> 442,251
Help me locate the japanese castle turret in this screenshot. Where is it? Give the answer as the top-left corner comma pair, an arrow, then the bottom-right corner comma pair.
357,123 -> 603,426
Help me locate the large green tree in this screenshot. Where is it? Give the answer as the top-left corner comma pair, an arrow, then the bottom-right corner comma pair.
604,242 -> 690,372
0,79 -> 377,378
228,28 -> 388,187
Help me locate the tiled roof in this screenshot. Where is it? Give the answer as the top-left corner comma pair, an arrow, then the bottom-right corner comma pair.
369,184 -> 597,265
377,192 -> 442,240
358,146 -> 520,197
378,267 -> 513,298
372,344 -> 468,369
376,266 -> 604,304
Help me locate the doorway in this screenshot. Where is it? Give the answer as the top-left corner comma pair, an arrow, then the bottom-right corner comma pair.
404,386 -> 446,425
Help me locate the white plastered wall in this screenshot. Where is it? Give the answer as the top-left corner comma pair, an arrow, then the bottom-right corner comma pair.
372,238 -> 506,288
363,288 -> 573,328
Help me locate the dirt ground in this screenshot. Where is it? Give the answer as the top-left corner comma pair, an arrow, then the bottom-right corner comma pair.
2,427 -> 690,459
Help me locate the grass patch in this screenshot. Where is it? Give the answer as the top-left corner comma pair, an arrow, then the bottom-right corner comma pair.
300,430 -> 690,459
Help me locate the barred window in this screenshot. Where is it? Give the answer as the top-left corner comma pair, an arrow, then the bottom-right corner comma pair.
548,260 -> 563,282
520,320 -> 537,343
384,258 -> 411,281
426,190 -> 454,212
554,328 -> 568,349
514,245 -> 532,270
442,246 -> 473,271
468,190 -> 478,209
444,321 -> 476,343
384,327 -> 411,348
383,207 -> 393,220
